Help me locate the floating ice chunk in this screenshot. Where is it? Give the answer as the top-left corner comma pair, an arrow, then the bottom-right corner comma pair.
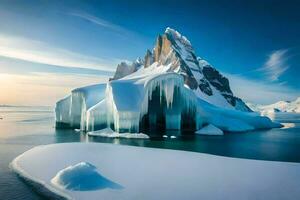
281,123 -> 296,129
87,128 -> 149,139
51,162 -> 122,191
195,124 -> 224,135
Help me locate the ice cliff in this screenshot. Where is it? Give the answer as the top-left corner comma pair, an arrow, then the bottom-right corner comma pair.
55,28 -> 280,134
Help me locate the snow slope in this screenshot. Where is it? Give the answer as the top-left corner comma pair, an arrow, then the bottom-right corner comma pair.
12,143 -> 300,200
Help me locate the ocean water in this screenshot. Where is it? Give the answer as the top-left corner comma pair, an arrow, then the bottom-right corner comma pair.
0,106 -> 300,199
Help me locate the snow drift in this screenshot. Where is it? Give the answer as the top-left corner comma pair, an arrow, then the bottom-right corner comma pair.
51,162 -> 122,191
55,28 -> 280,135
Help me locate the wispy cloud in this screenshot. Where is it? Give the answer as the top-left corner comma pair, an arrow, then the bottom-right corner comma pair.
224,73 -> 299,104
258,49 -> 290,81
0,34 -> 119,72
68,12 -> 130,35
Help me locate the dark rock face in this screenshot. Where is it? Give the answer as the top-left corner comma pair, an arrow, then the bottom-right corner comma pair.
200,60 -> 252,111
202,65 -> 232,93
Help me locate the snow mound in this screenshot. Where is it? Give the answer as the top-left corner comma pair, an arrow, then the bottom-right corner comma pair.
195,124 -> 224,135
87,128 -> 149,139
51,162 -> 122,191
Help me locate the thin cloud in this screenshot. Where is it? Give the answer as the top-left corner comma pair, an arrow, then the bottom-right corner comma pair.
68,12 -> 130,35
0,34 -> 118,72
259,49 -> 290,81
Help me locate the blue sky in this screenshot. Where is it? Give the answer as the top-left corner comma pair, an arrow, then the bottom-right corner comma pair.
0,0 -> 299,105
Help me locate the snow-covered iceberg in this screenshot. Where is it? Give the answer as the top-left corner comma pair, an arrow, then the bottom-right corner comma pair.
55,28 -> 281,135
11,143 -> 300,200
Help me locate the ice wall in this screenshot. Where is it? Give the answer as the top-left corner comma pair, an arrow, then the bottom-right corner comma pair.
55,95 -> 71,128
86,99 -> 108,132
55,84 -> 106,130
103,72 -> 199,132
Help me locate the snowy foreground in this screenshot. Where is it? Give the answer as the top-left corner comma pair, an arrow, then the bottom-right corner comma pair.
12,143 -> 300,200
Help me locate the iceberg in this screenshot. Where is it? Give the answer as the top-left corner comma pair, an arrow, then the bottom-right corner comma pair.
55,28 -> 281,135
11,143 -> 300,200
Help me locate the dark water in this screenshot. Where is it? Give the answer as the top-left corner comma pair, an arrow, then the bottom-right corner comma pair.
0,106 -> 300,199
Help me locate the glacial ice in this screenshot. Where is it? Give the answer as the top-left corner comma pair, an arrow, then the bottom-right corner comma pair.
56,83 -> 106,130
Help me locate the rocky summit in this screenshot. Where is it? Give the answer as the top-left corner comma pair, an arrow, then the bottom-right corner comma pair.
112,28 -> 251,112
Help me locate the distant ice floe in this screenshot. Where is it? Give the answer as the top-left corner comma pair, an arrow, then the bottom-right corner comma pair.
87,128 -> 149,139
281,123 -> 296,129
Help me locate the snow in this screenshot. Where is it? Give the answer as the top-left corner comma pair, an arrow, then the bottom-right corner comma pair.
51,162 -> 122,191
247,97 -> 300,114
196,98 -> 282,132
165,27 -> 192,47
195,124 -> 224,135
12,143 -> 300,200
87,128 -> 149,139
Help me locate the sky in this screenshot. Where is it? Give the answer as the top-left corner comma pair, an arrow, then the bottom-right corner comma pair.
0,0 -> 299,106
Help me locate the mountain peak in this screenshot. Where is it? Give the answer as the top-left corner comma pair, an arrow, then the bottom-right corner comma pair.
164,27 -> 191,47
110,28 -> 251,112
